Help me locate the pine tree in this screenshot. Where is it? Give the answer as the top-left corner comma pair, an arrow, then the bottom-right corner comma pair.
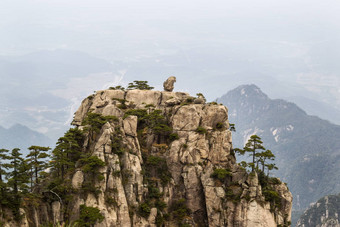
52,128 -> 84,178
0,148 -> 10,206
127,80 -> 154,90
243,135 -> 265,172
6,148 -> 30,220
235,135 -> 278,175
256,149 -> 275,173
26,146 -> 51,188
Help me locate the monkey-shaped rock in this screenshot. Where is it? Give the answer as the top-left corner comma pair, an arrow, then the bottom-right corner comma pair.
163,76 -> 176,92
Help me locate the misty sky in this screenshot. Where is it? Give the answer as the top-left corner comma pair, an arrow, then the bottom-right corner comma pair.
1,0 -> 340,135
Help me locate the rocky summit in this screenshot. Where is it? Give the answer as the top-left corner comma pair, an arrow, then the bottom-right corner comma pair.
1,82 -> 292,227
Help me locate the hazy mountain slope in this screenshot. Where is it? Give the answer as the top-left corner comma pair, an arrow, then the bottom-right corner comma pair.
0,49 -> 116,141
218,84 -> 340,210
0,124 -> 53,153
297,194 -> 340,227
286,95 -> 340,125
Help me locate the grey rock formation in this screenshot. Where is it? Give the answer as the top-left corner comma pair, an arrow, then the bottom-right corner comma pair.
5,87 -> 292,227
163,76 -> 176,92
297,194 -> 340,227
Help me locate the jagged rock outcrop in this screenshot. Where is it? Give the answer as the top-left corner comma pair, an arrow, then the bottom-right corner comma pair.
297,194 -> 340,227
163,76 -> 176,92
6,86 -> 292,227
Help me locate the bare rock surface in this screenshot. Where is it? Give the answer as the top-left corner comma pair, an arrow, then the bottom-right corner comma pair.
163,76 -> 176,91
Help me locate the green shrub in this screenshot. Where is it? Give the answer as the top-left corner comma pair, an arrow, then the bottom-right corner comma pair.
109,85 -> 125,91
186,97 -> 194,103
155,200 -> 167,210
148,186 -> 162,199
155,213 -> 165,227
77,205 -> 104,227
170,199 -> 190,223
196,126 -> 207,134
225,188 -> 241,203
105,195 -> 117,206
138,202 -> 151,218
211,168 -> 232,181
127,81 -> 154,90
169,133 -> 179,141
124,109 -> 148,120
82,112 -> 118,133
215,122 -> 224,130
81,182 -> 101,196
145,156 -> 171,185
196,93 -> 206,102
81,156 -> 105,173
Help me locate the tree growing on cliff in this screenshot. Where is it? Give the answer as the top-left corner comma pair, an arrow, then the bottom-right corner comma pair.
127,80 -> 154,90
235,135 -> 277,175
6,148 -> 30,220
26,145 -> 50,187
0,148 -> 10,206
52,128 -> 84,178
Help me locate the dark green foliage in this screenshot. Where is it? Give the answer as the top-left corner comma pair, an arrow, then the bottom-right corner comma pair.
211,168 -> 232,181
263,189 -> 281,211
5,148 -> 30,220
138,202 -> 151,218
127,80 -> 154,90
145,104 -> 155,108
81,182 -> 101,196
124,109 -> 148,121
105,195 -> 117,206
82,112 -> 118,134
77,205 -> 104,227
155,212 -> 165,227
109,85 -> 125,91
112,98 -> 128,109
225,187 -> 241,203
169,133 -> 179,141
148,185 -> 162,199
0,148 -> 10,207
125,109 -> 172,141
235,135 -> 277,174
258,171 -> 282,211
26,146 -> 51,187
215,122 -> 224,130
186,97 -> 194,103
170,199 -> 190,224
196,126 -> 207,134
196,93 -> 206,102
145,156 -> 171,185
87,95 -> 94,100
52,128 -> 84,178
155,200 -> 167,210
147,110 -> 172,136
229,123 -> 236,132
80,156 -> 105,174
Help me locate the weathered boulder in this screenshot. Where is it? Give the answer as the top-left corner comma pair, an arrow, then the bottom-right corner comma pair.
163,76 -> 176,91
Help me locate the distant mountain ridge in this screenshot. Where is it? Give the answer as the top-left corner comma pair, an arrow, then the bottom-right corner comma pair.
296,193 -> 340,227
218,84 -> 340,212
0,124 -> 53,153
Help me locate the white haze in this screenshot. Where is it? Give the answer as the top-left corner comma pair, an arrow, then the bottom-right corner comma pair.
1,0 -> 340,139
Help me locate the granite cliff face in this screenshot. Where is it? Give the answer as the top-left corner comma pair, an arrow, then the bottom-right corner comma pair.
3,87 -> 292,226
